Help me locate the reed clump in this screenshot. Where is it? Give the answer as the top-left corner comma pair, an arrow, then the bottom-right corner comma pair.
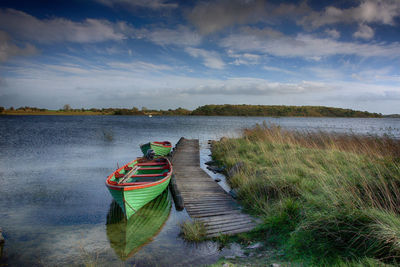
212,122 -> 400,265
180,220 -> 207,242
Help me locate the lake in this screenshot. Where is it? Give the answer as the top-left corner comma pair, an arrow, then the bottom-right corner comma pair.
0,115 -> 399,266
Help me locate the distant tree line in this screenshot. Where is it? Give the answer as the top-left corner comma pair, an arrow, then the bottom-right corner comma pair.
0,104 -> 383,118
191,104 -> 383,118
0,106 -> 47,112
0,105 -> 191,116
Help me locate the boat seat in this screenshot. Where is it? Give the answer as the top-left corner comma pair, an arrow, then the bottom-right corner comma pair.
130,176 -> 164,183
138,166 -> 169,171
137,162 -> 167,166
131,172 -> 168,178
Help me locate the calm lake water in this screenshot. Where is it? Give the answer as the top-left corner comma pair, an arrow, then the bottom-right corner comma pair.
0,115 -> 399,266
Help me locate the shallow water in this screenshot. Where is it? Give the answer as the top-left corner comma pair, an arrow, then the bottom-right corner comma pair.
0,115 -> 399,266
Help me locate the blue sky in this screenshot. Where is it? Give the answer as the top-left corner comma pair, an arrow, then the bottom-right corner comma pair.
0,0 -> 399,114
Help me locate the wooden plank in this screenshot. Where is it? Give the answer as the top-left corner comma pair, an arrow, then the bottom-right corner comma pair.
185,203 -> 235,209
207,225 -> 257,237
206,221 -> 256,231
204,220 -> 255,228
198,214 -> 252,223
186,205 -> 238,212
171,138 -> 257,237
206,222 -> 257,233
201,215 -> 254,224
190,210 -> 243,218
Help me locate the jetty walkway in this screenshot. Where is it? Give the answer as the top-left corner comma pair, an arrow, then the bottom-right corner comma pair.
170,138 -> 257,237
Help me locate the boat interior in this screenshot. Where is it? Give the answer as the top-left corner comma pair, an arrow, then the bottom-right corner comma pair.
112,158 -> 171,184
153,141 -> 171,147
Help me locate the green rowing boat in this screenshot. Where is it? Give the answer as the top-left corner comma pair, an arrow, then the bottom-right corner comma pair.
106,189 -> 171,260
140,141 -> 172,156
106,157 -> 172,219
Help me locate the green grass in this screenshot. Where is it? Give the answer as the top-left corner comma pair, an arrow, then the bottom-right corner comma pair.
180,220 -> 207,242
212,123 -> 400,266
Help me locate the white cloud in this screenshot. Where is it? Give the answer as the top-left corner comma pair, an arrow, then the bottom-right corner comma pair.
353,24 -> 374,40
227,50 -> 260,65
2,58 -> 400,113
144,26 -> 202,46
307,67 -> 345,80
263,66 -> 296,75
185,48 -> 225,69
96,0 -> 178,9
0,9 -> 202,48
0,8 -> 130,43
107,61 -> 172,71
299,0 -> 400,28
351,67 -> 400,82
325,28 -> 340,39
220,27 -> 400,59
176,79 -> 332,96
0,30 -> 37,62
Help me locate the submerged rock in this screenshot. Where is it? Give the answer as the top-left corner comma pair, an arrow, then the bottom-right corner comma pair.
206,165 -> 226,173
205,160 -> 216,166
229,189 -> 238,199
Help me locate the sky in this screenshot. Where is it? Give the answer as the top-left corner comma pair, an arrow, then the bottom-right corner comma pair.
0,0 -> 399,114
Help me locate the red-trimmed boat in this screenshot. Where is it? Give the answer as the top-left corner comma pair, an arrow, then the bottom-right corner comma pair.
106,157 -> 172,219
140,141 -> 172,156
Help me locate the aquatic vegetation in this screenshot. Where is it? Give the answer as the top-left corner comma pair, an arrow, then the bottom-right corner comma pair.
212,123 -> 400,265
180,220 -> 207,242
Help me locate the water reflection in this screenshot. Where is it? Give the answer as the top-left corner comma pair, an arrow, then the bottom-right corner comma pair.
106,189 -> 171,260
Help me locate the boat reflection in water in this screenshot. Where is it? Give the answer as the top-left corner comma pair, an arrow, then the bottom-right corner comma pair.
106,189 -> 171,260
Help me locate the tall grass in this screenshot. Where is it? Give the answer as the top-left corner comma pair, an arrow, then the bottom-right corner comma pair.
180,220 -> 207,242
212,123 -> 400,265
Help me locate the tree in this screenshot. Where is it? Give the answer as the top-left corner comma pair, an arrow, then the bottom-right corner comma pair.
0,106 -> 4,113
63,104 -> 71,111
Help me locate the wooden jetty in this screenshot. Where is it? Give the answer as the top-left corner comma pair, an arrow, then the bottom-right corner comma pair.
171,138 -> 257,237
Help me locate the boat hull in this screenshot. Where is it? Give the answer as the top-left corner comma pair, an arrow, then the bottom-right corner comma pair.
140,141 -> 172,156
106,157 -> 172,219
107,176 -> 171,219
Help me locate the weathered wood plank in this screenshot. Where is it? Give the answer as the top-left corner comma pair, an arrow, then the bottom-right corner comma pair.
207,225 -> 257,237
171,138 -> 258,237
206,221 -> 256,231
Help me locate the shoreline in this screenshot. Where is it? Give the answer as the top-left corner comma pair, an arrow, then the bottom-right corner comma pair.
1,104 -> 393,117
0,112 -> 396,118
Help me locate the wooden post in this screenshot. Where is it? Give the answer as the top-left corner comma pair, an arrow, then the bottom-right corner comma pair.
169,174 -> 184,211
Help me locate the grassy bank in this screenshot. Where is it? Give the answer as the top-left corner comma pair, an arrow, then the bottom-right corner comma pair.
212,123 -> 400,265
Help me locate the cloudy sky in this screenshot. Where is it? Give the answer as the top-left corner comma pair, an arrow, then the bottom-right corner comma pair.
0,0 -> 399,113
